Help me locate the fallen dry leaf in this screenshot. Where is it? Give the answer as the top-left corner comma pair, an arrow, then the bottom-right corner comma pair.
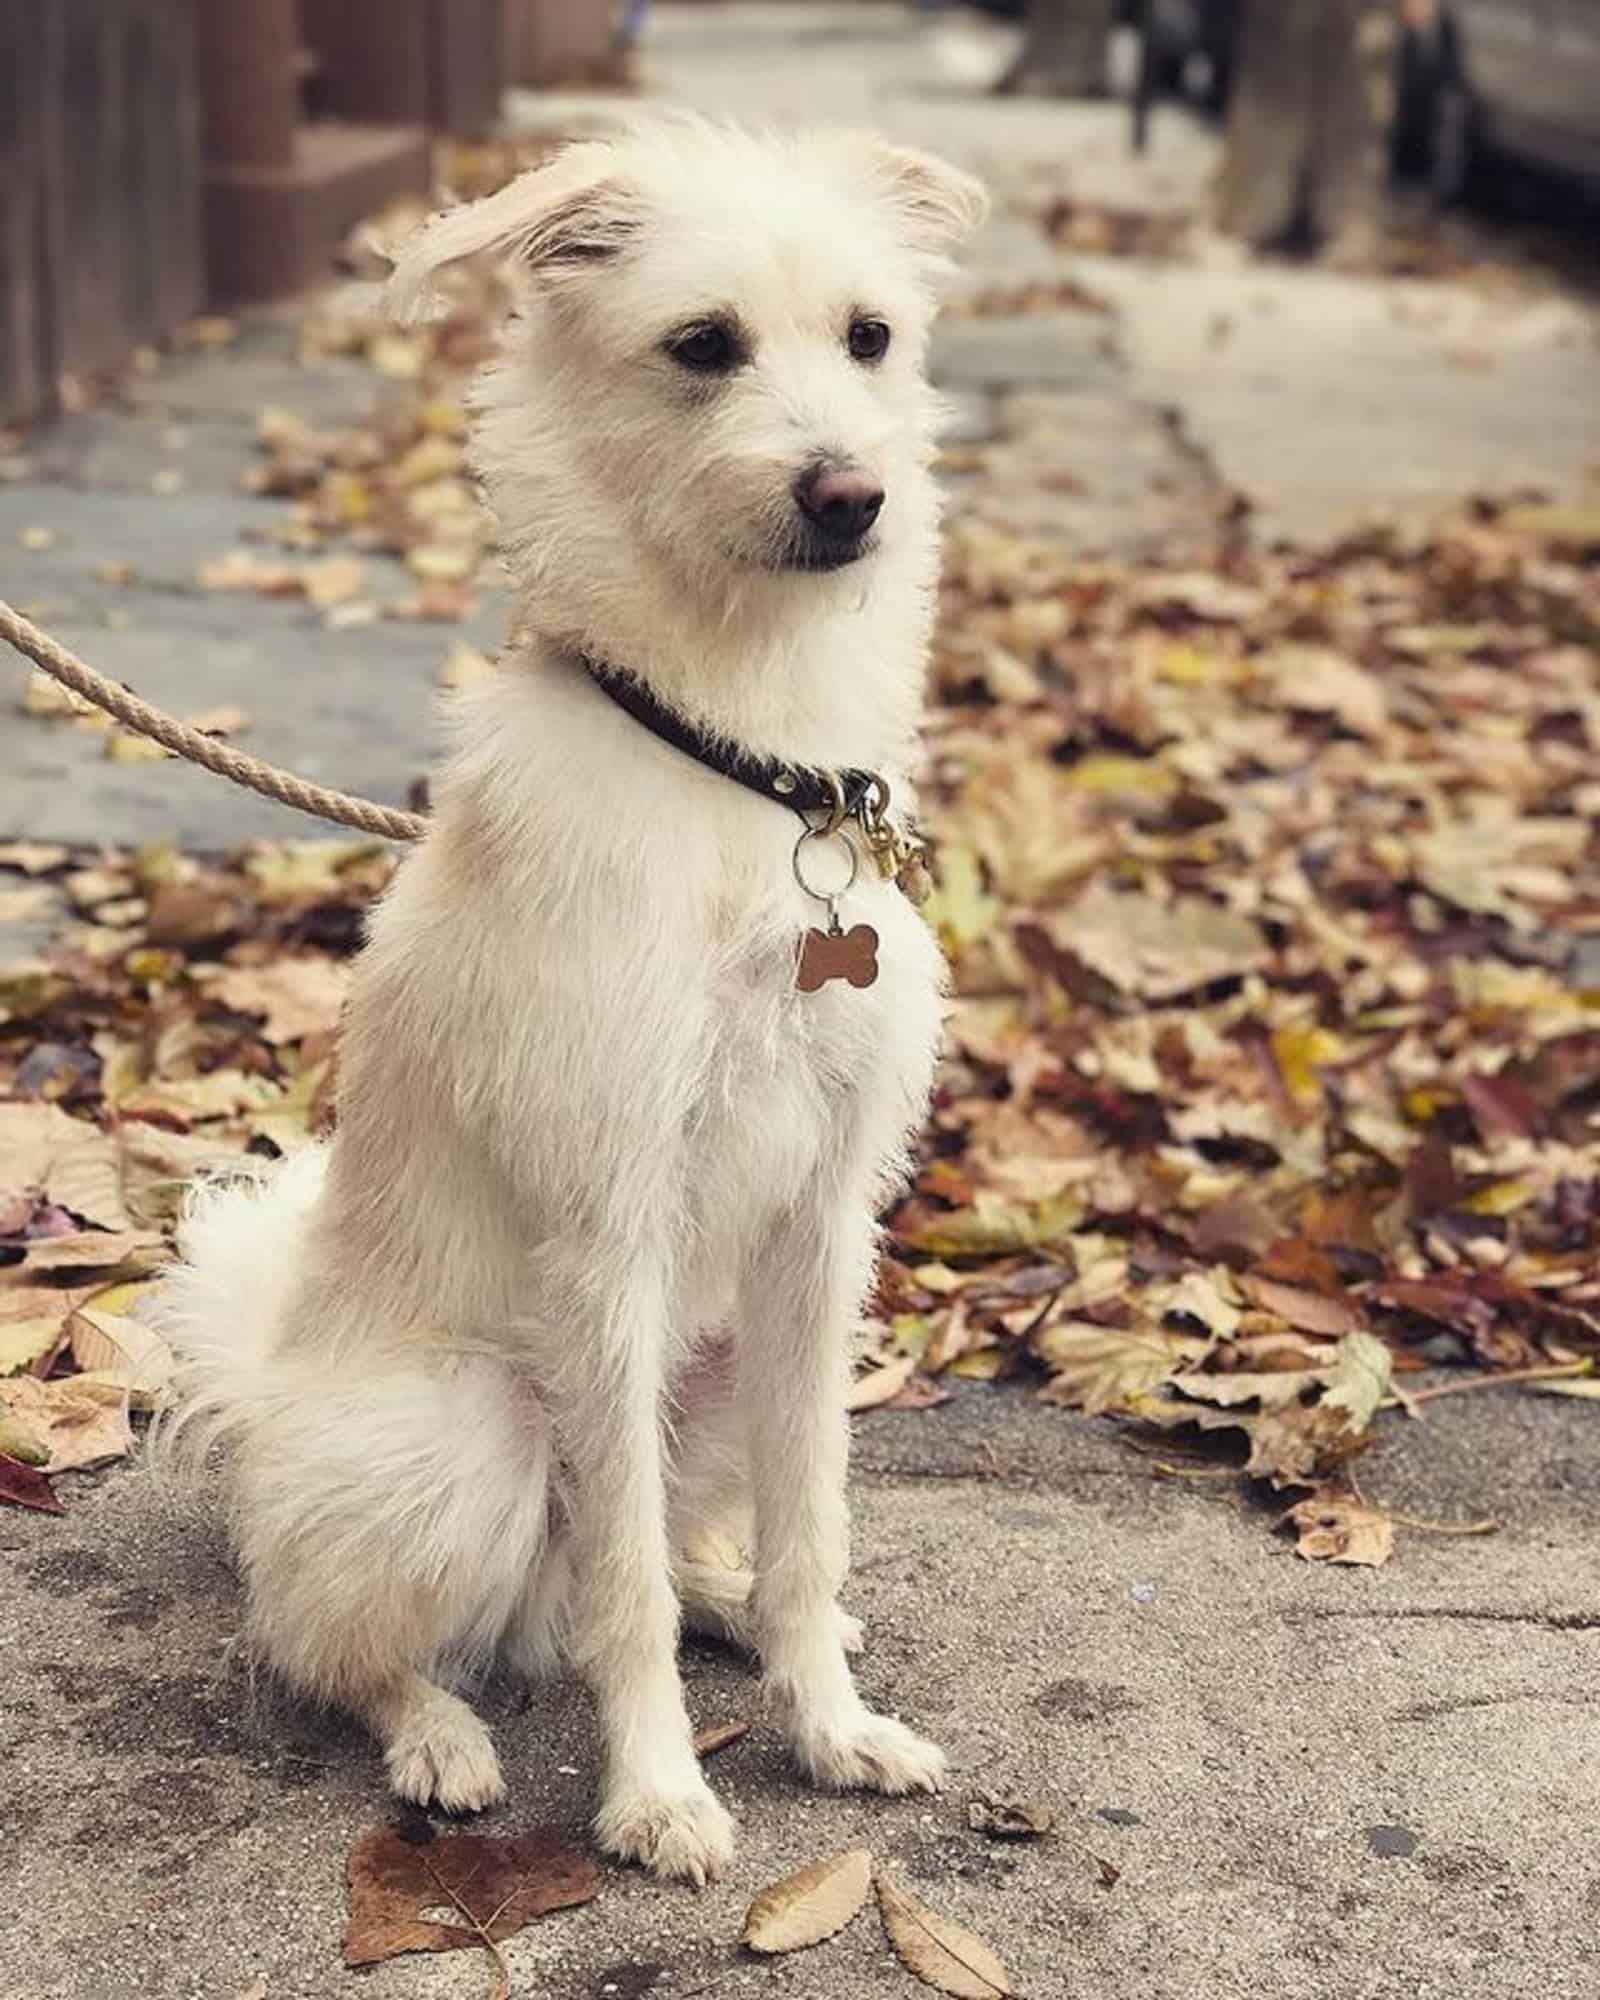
0,1103 -> 131,1231
67,1306 -> 173,1410
846,1355 -> 918,1412
343,1823 -> 599,1969
742,1848 -> 874,1955
1289,1491 -> 1396,1566
0,1452 -> 62,1513
0,1318 -> 63,1375
0,1372 -> 131,1471
967,1793 -> 1055,1840
1034,1321 -> 1211,1415
876,1871 -> 1012,1999
207,955 -> 350,1044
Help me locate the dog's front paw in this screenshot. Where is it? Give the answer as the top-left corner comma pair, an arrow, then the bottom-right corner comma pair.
595,1779 -> 735,1887
794,1710 -> 946,1797
835,1606 -> 866,1656
384,1691 -> 505,1814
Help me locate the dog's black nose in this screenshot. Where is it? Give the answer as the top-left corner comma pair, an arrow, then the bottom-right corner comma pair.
795,465 -> 885,544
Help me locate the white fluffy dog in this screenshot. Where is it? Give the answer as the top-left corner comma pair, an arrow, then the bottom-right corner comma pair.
160,118 -> 986,1885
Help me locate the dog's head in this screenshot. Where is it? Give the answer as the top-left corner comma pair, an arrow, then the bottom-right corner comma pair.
388,121 -> 985,620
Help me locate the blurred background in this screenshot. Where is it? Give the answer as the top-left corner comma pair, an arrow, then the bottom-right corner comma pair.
2,0 -> 1598,845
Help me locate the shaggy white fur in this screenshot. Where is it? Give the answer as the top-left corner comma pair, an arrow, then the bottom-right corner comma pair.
157,116 -> 986,1884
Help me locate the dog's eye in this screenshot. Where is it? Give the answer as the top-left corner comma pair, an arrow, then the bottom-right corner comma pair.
847,318 -> 891,364
667,323 -> 741,373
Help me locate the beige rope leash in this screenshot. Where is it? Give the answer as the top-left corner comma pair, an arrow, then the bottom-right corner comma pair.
0,597 -> 427,843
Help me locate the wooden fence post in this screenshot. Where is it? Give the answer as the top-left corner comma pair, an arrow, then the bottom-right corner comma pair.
0,0 -> 204,426
197,0 -> 430,302
301,0 -> 510,138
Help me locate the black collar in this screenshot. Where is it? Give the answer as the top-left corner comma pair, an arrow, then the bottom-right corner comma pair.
581,653 -> 879,821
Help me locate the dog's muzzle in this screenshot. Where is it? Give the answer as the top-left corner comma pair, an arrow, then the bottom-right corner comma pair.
783,462 -> 885,572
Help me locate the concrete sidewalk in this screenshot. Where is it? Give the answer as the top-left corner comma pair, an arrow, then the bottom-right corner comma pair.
4,1384 -> 1598,2000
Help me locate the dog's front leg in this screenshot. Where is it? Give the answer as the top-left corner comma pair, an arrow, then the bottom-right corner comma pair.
544,1250 -> 734,1885
740,1201 -> 946,1796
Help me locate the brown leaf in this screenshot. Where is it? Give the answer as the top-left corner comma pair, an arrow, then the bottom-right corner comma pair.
967,1793 -> 1055,1840
207,955 -> 350,1044
1459,1072 -> 1539,1144
0,1103 -> 131,1230
742,1848 -> 873,1955
343,1823 -> 599,1968
1238,1274 -> 1362,1338
876,1872 -> 1012,1999
1288,1492 -> 1395,1566
0,1453 -> 63,1513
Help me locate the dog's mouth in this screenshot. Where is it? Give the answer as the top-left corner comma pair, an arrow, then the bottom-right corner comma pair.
767,533 -> 878,576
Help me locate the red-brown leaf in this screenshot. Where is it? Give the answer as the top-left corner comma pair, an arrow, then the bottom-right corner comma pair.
343,1823 -> 599,1968
0,1453 -> 63,1513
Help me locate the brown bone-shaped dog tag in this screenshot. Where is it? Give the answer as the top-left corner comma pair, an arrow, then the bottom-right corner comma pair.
796,923 -> 880,993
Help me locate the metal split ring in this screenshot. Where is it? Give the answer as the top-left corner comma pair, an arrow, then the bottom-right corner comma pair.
792,822 -> 860,906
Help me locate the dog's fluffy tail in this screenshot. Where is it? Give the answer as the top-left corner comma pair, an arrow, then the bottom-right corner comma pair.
153,1144 -> 329,1473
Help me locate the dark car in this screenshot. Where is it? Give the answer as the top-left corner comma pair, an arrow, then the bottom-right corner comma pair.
1402,0 -> 1600,196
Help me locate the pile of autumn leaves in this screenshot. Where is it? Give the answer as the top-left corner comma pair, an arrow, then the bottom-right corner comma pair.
868,500 -> 1600,1558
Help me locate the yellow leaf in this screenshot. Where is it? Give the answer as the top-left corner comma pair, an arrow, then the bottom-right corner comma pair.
1063,753 -> 1176,799
945,1347 -> 1006,1381
742,1849 -> 873,1954
304,556 -> 367,610
1272,1026 -> 1344,1106
438,639 -> 496,690
405,541 -> 479,584
897,1191 -> 1082,1259
876,1872 -> 1011,1999
1034,1321 -> 1210,1415
369,331 -> 426,379
105,730 -> 173,762
1462,1177 -> 1539,1217
1152,639 -> 1242,686
207,956 -> 350,1044
0,1318 -> 63,1377
0,1410 -> 49,1464
921,843 -> 1002,957
1320,1330 -> 1392,1432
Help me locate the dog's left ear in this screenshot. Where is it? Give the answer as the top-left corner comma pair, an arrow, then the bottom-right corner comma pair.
862,141 -> 989,262
386,142 -> 637,322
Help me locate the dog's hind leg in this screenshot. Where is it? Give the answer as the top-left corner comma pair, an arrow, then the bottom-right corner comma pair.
222,1355 -> 551,1815
364,1672 -> 505,1813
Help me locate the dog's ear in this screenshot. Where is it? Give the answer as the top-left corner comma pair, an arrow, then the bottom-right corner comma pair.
386,143 -> 637,322
863,142 -> 989,262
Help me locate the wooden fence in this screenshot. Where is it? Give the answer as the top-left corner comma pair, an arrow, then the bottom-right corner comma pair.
0,0 -> 202,426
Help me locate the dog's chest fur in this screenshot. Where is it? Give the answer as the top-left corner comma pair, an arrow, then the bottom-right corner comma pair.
688,840 -> 945,1288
